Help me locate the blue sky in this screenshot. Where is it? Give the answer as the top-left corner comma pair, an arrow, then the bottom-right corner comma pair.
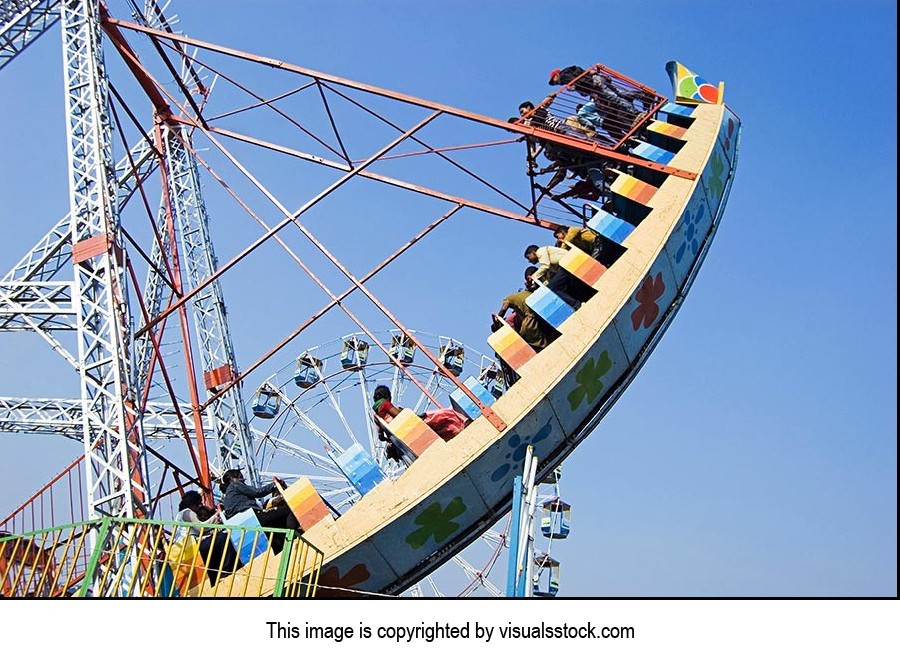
0,0 -> 896,598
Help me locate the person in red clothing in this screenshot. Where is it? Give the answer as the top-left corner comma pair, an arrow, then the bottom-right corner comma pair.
372,385 -> 407,463
372,385 -> 469,447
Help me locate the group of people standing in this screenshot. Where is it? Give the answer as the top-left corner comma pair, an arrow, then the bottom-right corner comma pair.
515,64 -> 647,205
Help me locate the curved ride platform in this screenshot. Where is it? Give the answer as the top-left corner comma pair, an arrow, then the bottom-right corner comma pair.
213,65 -> 741,598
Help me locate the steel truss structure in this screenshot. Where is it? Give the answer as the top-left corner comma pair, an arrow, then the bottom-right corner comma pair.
2,0 -> 259,523
1,0 -> 677,596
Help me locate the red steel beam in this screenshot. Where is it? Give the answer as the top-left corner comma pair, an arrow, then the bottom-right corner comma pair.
106,16 -> 697,180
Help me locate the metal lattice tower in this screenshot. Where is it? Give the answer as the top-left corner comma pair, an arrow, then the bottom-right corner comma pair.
0,0 -> 258,526
0,1 -> 60,71
159,125 -> 258,483
61,0 -> 149,518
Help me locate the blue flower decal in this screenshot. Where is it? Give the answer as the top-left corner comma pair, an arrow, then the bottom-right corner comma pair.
675,202 -> 705,264
490,418 -> 554,482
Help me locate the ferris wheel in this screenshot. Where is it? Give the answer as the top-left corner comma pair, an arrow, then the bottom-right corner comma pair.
242,329 -> 572,596
0,0 -> 740,597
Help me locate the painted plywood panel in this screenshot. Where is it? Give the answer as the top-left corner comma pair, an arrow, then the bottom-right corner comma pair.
368,472 -> 489,577
717,105 -> 741,168
700,137 -> 732,220
663,183 -> 714,284
314,540 -> 397,598
543,326 -> 630,437
464,399 -> 564,505
612,252 -> 680,363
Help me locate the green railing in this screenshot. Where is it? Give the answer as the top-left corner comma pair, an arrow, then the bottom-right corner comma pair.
0,517 -> 323,598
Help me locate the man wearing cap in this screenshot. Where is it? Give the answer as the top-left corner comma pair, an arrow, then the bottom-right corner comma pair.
554,225 -> 604,262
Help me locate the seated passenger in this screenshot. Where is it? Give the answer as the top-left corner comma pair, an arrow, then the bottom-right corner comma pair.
554,225 -> 603,261
219,469 -> 299,553
550,179 -> 602,203
492,267 -> 559,352
548,66 -> 646,142
575,101 -> 605,132
524,244 -> 596,310
534,143 -> 607,199
173,490 -> 241,586
372,385 -> 469,444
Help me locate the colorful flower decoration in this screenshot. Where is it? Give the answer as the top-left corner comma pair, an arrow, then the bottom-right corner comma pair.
708,150 -> 726,202
318,563 -> 371,598
631,273 -> 666,331
490,418 -> 554,483
723,117 -> 736,153
666,61 -> 720,104
675,203 -> 706,264
567,350 -> 613,412
405,497 -> 467,549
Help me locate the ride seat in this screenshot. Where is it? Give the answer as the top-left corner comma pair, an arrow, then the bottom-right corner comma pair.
331,444 -> 385,497
218,508 -> 269,564
276,477 -> 332,531
587,205 -> 636,245
382,408 -> 441,458
630,139 -> 676,165
645,119 -> 688,152
558,242 -> 607,289
450,375 -> 497,421
486,317 -> 537,373
526,282 -> 575,329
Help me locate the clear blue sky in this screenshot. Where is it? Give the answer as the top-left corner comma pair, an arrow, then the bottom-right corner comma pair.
0,0 -> 896,598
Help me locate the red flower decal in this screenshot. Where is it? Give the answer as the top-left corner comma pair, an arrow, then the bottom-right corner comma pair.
630,273 -> 666,330
317,563 -> 371,598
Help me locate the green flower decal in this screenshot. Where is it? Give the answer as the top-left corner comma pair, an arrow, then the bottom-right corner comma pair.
567,351 -> 613,411
708,150 -> 725,201
405,497 -> 467,549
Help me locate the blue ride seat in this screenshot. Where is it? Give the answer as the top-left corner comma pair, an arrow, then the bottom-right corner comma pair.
450,375 -> 496,420
532,553 -> 560,597
340,338 -> 369,370
332,444 -> 385,496
294,354 -> 322,388
478,363 -> 506,399
540,497 -> 571,539
630,139 -> 676,165
526,282 -> 575,328
660,101 -> 694,118
587,204 -> 636,245
251,384 -> 280,419
440,341 -> 465,376
390,334 -> 416,364
219,508 -> 269,564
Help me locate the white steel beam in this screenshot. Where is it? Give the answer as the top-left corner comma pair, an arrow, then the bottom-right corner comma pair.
61,0 -> 149,518
162,127 -> 258,483
0,396 -> 209,439
0,0 -> 60,71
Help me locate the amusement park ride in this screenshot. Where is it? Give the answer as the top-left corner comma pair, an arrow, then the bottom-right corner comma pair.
0,1 -> 740,597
